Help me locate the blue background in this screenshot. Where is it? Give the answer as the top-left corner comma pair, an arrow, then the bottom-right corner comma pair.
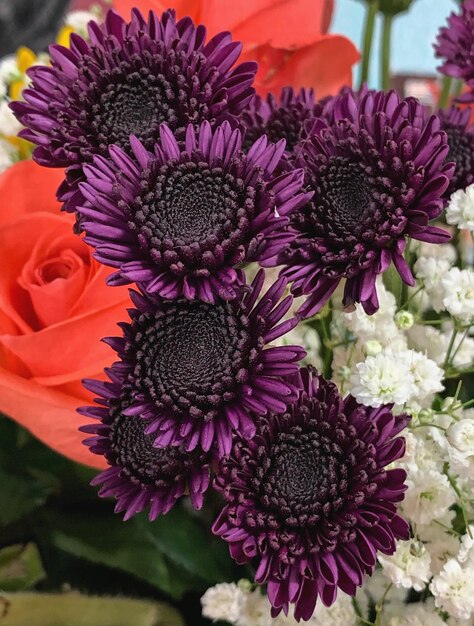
332,0 -> 458,88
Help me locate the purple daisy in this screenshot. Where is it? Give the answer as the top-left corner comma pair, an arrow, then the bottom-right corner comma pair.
213,367 -> 410,621
241,87 -> 323,157
78,121 -> 311,302
79,379 -> 210,520
434,0 -> 474,102
10,9 -> 257,213
93,271 -> 305,458
278,89 -> 454,317
438,106 -> 474,197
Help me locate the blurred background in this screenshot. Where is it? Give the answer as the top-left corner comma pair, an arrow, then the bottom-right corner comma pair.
0,0 -> 460,89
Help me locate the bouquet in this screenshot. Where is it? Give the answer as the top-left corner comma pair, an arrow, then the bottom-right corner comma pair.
1,1 -> 474,625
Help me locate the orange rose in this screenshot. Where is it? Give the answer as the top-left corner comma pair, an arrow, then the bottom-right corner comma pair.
0,161 -> 130,468
113,0 -> 359,97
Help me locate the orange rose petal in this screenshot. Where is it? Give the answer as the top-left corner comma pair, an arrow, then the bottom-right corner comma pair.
232,0 -> 333,49
0,161 -> 65,224
0,304 -> 125,380
260,35 -> 360,97
70,257 -> 131,318
0,366 -> 105,468
0,214 -> 68,334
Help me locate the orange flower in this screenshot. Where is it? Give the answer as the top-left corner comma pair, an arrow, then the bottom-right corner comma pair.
0,161 -> 131,468
113,0 -> 359,97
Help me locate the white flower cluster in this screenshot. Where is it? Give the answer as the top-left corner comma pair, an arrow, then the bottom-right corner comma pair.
325,246 -> 474,624
201,581 -> 356,626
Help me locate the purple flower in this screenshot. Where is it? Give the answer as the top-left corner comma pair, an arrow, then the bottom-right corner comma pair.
438,106 -> 474,197
79,380 -> 210,520
278,89 -> 454,317
78,121 -> 311,302
213,367 -> 410,621
88,271 -> 305,458
10,9 -> 257,214
434,0 -> 474,102
241,87 -> 323,157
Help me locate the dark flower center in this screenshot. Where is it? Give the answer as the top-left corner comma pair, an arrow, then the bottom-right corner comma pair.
128,161 -> 253,268
110,411 -> 187,485
131,300 -> 252,418
88,68 -> 179,152
446,126 -> 474,184
261,428 -> 348,525
317,158 -> 374,231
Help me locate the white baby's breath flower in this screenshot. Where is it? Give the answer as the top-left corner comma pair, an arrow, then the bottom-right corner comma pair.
408,324 -> 474,370
457,527 -> 474,566
236,589 -> 272,626
405,350 -> 444,404
417,241 -> 457,264
418,519 -> 460,575
343,279 -> 402,346
446,185 -> 474,231
403,468 -> 456,526
395,310 -> 414,330
387,601 -> 445,626
201,583 -> 245,623
378,539 -> 432,591
430,558 -> 474,620
442,267 -> 474,322
349,349 -> 416,408
414,256 -> 452,311
0,100 -> 22,136
275,593 -> 356,626
64,10 -> 97,37
0,55 -> 20,88
0,138 -> 16,173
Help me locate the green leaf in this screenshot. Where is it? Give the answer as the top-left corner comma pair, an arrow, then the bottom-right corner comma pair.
0,592 -> 183,626
42,508 -> 222,599
143,507 -> 237,585
0,544 -> 45,591
0,470 -> 52,526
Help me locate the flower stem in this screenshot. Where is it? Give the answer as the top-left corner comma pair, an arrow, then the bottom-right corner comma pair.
380,14 -> 393,90
359,0 -> 379,88
438,75 -> 453,109
443,327 -> 459,371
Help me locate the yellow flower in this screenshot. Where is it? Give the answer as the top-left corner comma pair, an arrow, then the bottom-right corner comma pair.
10,47 -> 36,101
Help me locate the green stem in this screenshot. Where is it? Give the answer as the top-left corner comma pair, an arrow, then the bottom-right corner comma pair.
438,75 -> 453,109
374,583 -> 393,626
359,0 -> 379,88
381,14 -> 393,90
443,327 -> 459,371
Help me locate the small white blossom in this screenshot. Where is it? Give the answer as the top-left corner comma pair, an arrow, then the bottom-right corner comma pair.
236,589 -> 272,626
458,527 -> 474,566
417,518 -> 460,574
388,601 -> 445,626
0,138 -> 16,173
349,349 -> 417,408
442,267 -> 474,322
201,583 -> 245,623
405,350 -> 444,404
430,558 -> 474,620
408,324 -> 474,370
0,56 -> 21,89
395,310 -> 414,330
0,100 -> 22,136
275,593 -> 356,626
343,279 -> 402,346
64,10 -> 97,37
403,468 -> 456,526
447,419 -> 474,458
414,256 -> 452,311
417,241 -> 457,264
446,185 -> 474,231
363,339 -> 382,356
379,539 -> 432,591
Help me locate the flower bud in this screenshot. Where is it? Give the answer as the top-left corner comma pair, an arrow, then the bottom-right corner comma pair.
395,310 -> 414,330
363,339 -> 383,356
